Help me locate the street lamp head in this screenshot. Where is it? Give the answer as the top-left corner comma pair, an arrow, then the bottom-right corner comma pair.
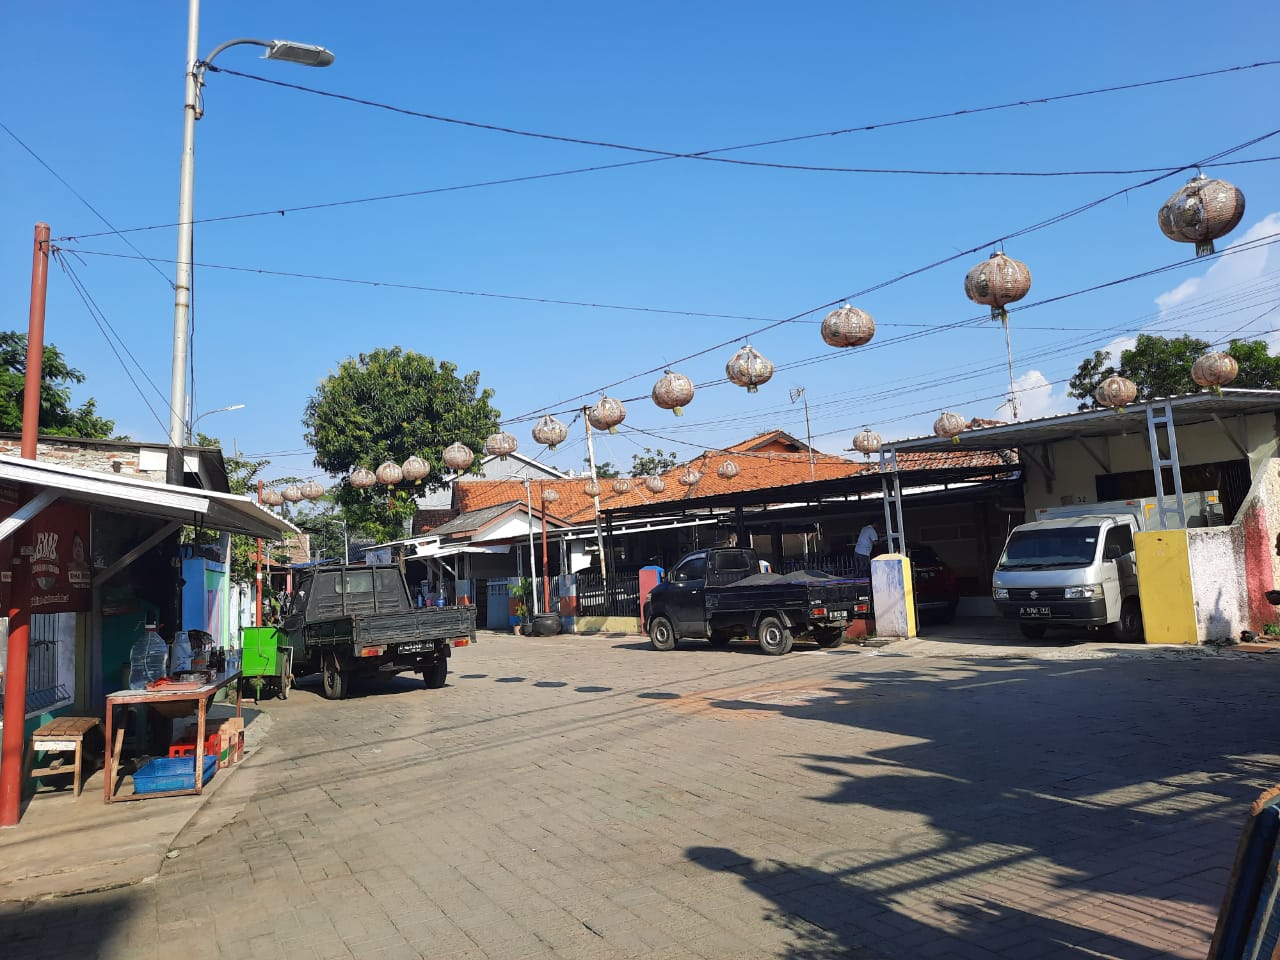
264,40 -> 335,67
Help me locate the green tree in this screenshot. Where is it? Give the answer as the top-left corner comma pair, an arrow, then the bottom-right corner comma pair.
0,332 -> 115,437
629,447 -> 679,477
585,458 -> 620,478
1067,334 -> 1280,410
303,348 -> 500,543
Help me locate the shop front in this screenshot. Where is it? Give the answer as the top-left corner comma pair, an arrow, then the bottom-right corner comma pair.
0,456 -> 293,825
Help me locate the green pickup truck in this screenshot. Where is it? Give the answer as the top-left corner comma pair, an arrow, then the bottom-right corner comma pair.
279,563 -> 476,700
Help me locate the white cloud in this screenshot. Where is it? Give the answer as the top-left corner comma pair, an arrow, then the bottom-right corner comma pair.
1154,212 -> 1280,351
1010,369 -> 1076,421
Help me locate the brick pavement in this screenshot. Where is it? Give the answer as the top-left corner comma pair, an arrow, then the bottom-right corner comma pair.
3,631 -> 1279,959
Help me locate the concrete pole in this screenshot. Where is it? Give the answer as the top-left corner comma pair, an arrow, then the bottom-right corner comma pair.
167,0 -> 201,485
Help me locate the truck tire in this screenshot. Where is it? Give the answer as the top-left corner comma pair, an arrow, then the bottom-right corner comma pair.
757,616 -> 793,656
648,616 -> 678,652
321,653 -> 349,700
424,658 -> 448,689
1019,623 -> 1047,640
813,628 -> 845,649
1112,599 -> 1144,643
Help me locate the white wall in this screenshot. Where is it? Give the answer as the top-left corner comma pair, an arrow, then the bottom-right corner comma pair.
1187,525 -> 1248,643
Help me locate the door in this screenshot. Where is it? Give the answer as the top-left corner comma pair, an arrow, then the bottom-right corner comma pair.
1100,522 -> 1136,621
665,553 -> 708,635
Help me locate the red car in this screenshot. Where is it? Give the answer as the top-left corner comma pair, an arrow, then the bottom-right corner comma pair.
873,541 -> 960,623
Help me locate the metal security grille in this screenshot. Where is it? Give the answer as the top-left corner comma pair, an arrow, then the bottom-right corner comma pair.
27,614 -> 69,713
575,571 -> 640,617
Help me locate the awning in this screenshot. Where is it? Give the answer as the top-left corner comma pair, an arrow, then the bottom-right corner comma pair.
411,542 -> 511,559
0,455 -> 296,540
885,389 -> 1280,454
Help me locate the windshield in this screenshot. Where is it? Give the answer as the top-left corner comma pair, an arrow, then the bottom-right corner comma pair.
999,526 -> 1101,569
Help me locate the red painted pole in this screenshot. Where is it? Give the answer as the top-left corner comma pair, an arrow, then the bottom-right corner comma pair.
1,223 -> 51,827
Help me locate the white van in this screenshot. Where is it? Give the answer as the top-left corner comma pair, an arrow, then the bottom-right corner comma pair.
992,493 -> 1222,642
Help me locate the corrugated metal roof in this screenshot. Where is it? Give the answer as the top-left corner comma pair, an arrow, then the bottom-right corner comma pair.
887,390 -> 1280,453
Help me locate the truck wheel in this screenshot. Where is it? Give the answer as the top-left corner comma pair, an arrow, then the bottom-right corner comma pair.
814,628 -> 845,649
1019,623 -> 1047,640
1112,599 -> 1144,643
757,616 -> 793,656
321,654 -> 349,700
648,616 -> 678,652
424,659 -> 448,689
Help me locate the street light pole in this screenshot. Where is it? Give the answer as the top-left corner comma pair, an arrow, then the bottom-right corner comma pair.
166,0 -> 334,483
187,402 -> 244,443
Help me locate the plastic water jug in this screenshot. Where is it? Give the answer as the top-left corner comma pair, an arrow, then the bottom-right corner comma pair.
129,623 -> 169,689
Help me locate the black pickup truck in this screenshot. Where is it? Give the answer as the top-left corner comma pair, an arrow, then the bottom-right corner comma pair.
280,563 -> 476,699
643,547 -> 871,655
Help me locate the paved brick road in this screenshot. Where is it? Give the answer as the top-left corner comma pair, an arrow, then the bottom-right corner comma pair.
4,632 -> 1280,959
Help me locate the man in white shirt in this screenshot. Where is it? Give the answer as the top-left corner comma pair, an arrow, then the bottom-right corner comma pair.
854,522 -> 877,577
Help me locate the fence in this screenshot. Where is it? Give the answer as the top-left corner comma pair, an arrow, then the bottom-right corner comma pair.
575,570 -> 641,617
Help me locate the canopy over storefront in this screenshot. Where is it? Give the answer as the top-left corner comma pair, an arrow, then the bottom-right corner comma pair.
0,456 -> 295,541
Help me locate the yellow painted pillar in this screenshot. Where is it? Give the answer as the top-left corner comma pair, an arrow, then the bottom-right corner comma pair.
1134,529 -> 1197,645
871,554 -> 917,639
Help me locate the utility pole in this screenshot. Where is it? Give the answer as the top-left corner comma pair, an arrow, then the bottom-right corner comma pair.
255,479 -> 265,627
522,474 -> 539,616
1,223 -> 51,828
789,387 -> 816,482
583,411 -> 607,581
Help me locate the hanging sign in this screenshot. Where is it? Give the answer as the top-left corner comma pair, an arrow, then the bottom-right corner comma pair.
0,497 -> 93,614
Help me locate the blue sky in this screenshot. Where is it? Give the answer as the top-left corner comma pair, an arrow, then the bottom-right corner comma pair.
3,2 -> 1278,485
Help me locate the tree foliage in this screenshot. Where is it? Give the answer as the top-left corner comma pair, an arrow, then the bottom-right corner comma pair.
629,447 -> 679,477
588,458 -> 620,479
303,348 -> 500,543
1067,334 -> 1280,410
0,332 -> 115,438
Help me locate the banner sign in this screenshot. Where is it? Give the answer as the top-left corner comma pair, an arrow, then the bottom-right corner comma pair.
0,494 -> 93,614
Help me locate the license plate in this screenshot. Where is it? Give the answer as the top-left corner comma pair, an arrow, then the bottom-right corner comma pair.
1020,606 -> 1051,618
399,641 -> 426,653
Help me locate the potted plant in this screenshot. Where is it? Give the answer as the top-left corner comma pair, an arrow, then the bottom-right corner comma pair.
510,578 -> 534,635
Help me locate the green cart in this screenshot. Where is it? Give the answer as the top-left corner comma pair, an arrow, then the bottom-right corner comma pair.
240,626 -> 294,702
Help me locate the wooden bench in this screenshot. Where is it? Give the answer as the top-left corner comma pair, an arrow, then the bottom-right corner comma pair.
28,717 -> 102,799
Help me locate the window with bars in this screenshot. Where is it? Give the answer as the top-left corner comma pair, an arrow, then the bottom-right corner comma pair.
0,613 -> 74,717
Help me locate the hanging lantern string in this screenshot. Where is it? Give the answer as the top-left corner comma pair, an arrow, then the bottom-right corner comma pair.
505,126 -> 1280,425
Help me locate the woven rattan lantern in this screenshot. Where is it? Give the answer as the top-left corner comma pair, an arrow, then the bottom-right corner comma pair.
652,371 -> 695,416
259,488 -> 284,507
1094,375 -> 1138,410
717,460 -> 740,481
583,478 -> 601,497
300,480 -> 325,501
1158,174 -> 1246,257
679,466 -> 703,487
376,461 -> 403,485
282,483 -> 304,503
852,427 -> 882,457
484,431 -> 517,460
821,304 -> 876,348
964,252 -> 1032,323
442,442 -> 474,472
541,487 -> 560,504
349,467 -> 376,489
644,475 -> 666,494
933,412 -> 967,444
1192,351 -> 1240,392
725,344 -> 774,393
401,456 -> 428,483
531,415 -> 568,451
588,396 -> 626,434
612,477 -> 633,494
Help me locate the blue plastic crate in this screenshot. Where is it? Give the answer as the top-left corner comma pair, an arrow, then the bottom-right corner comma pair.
132,754 -> 218,794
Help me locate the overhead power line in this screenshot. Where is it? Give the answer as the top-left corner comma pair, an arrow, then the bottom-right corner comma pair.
207,58 -> 1280,172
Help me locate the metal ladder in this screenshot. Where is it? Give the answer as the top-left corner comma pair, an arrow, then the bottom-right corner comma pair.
1145,401 -> 1187,530
879,447 -> 906,554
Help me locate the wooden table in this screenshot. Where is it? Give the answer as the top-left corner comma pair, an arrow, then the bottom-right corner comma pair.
103,672 -> 242,803
28,716 -> 102,798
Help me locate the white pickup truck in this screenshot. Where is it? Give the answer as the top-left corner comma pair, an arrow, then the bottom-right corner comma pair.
992,493 -> 1222,642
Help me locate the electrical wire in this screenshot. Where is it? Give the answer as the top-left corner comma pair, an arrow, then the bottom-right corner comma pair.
206,58 -> 1280,173
1,120 -> 176,290
52,250 -> 171,433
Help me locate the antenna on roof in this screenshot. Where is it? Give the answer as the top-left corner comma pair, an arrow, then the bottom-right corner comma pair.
788,387 -> 816,482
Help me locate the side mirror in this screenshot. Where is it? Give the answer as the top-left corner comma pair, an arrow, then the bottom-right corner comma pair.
1104,544 -> 1122,561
